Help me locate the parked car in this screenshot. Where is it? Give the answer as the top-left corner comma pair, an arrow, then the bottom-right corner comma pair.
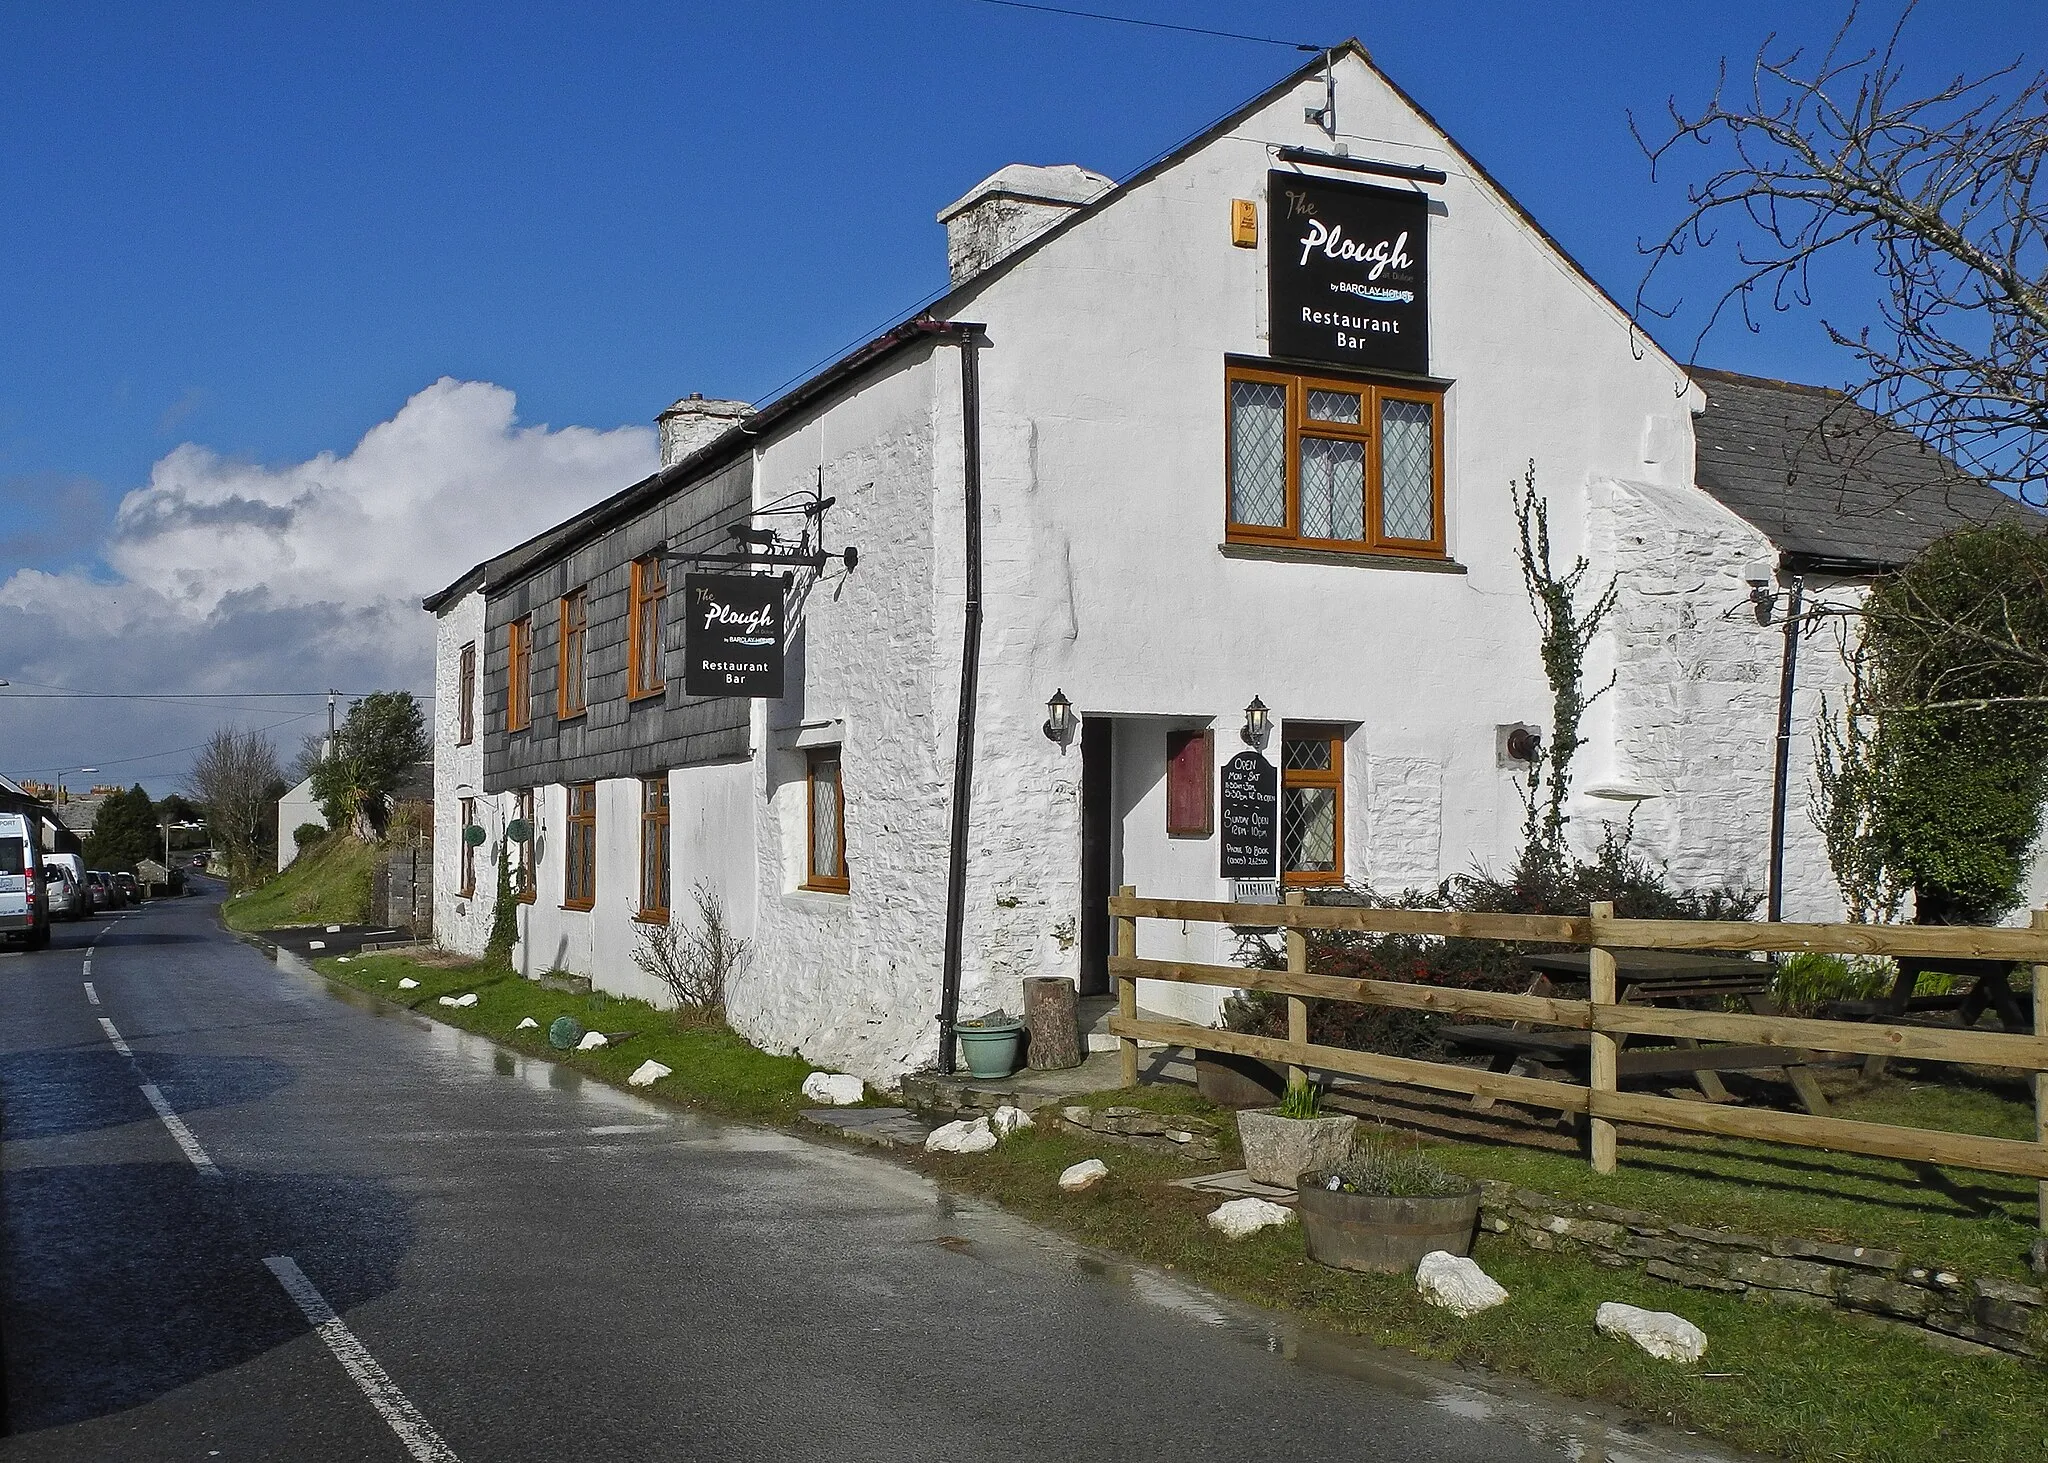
43,852 -> 89,921
113,871 -> 141,905
86,870 -> 120,911
0,813 -> 51,950
41,865 -> 86,921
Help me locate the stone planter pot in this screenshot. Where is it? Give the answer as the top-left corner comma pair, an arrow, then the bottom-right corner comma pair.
1234,1110 -> 1357,1187
955,1021 -> 1024,1079
1296,1176 -> 1483,1275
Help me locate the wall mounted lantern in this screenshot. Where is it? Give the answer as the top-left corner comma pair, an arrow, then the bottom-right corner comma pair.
1042,689 -> 1074,746
1241,696 -> 1271,750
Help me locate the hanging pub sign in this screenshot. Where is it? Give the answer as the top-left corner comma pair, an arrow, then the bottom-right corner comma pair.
1267,170 -> 1429,374
1219,749 -> 1278,879
683,573 -> 785,698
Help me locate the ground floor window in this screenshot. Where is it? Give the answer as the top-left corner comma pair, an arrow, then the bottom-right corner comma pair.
514,789 -> 536,903
1281,724 -> 1343,886
639,777 -> 669,922
459,796 -> 476,897
564,782 -> 597,909
804,750 -> 848,893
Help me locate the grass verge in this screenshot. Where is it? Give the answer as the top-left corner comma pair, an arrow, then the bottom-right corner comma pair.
222,835 -> 377,931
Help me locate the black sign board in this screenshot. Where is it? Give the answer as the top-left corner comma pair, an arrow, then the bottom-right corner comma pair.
1219,750 -> 1278,879
683,573 -> 785,698
1268,170 -> 1428,374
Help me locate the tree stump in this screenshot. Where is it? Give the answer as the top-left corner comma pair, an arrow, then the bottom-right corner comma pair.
1023,976 -> 1083,1070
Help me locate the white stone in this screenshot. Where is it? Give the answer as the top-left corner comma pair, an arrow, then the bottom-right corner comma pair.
1595,1302 -> 1708,1364
924,1117 -> 997,1155
1415,1251 -> 1509,1317
397,977 -> 419,989
1206,1197 -> 1294,1240
628,1059 -> 672,1087
308,941 -> 325,951
577,1031 -> 609,1050
453,993 -> 478,1007
336,956 -> 351,963
1058,1158 -> 1109,1192
801,1072 -> 865,1106
516,1016 -> 539,1030
990,1104 -> 1033,1137
327,925 -> 342,933
436,996 -> 457,1007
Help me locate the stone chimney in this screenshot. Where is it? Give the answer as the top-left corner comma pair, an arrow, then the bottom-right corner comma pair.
656,393 -> 753,469
936,163 -> 1113,286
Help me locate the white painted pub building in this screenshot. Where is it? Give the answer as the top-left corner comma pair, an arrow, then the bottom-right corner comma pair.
424,44 -> 2040,1085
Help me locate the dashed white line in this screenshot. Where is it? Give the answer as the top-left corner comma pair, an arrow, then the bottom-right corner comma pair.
82,957 -> 91,975
140,1083 -> 220,1177
83,981 -> 98,1005
262,1257 -> 461,1463
97,1016 -> 132,1058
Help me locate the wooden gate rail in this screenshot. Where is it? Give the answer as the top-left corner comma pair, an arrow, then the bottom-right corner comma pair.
1106,889 -> 2048,1223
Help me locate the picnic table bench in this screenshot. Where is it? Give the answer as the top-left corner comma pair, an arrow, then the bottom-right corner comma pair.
1439,949 -> 1850,1116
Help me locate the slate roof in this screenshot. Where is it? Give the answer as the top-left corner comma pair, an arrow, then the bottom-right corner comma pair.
1689,367 -> 2041,571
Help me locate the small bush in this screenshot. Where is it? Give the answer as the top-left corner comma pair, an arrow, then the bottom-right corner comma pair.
1314,1140 -> 1469,1198
631,882 -> 750,1024
293,822 -> 327,852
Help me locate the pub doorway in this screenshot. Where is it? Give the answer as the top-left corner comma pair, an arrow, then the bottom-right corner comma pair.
1077,716 -> 1116,997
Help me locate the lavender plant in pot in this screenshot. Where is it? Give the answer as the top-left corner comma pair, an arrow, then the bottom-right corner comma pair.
1234,1076 -> 1357,1187
1298,1141 -> 1481,1275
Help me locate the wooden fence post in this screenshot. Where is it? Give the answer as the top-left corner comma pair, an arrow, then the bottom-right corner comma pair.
1116,884 -> 1139,1089
2035,909 -> 2046,1237
1589,899 -> 1619,1176
1284,890 -> 1309,1090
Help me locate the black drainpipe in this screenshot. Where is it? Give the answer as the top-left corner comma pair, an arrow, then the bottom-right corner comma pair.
933,320 -> 986,1073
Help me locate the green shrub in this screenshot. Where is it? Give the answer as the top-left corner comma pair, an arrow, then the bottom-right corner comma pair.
1315,1141 -> 1469,1198
293,822 -> 327,852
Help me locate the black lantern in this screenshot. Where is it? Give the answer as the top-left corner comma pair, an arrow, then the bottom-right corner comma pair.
1241,696 -> 1270,749
1043,689 -> 1074,745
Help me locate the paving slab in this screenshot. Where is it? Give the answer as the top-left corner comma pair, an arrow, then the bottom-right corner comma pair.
1171,1168 -> 1299,1206
799,1106 -> 933,1150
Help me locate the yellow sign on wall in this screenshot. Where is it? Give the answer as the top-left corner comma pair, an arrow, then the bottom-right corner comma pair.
1231,198 -> 1258,248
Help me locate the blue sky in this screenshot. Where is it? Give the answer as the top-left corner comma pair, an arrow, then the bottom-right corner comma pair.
0,1 -> 2034,790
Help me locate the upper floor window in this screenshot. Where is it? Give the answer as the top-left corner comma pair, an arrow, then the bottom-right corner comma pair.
457,642 -> 476,745
804,750 -> 848,893
506,617 -> 533,733
1280,724 -> 1343,887
558,589 -> 588,720
564,782 -> 597,909
1226,365 -> 1444,557
630,556 -> 667,701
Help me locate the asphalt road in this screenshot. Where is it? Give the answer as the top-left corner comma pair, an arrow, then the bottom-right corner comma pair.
0,888 -> 1738,1462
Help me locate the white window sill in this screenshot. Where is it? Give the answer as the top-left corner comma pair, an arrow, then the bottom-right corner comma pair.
783,888 -> 850,910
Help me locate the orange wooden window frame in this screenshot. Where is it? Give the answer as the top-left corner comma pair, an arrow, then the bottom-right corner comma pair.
1280,723 -> 1345,888
514,789 -> 536,903
506,617 -> 533,732
457,642 -> 476,745
638,777 -> 670,923
1224,364 -> 1446,559
558,589 -> 588,721
563,782 -> 597,910
629,557 -> 667,701
804,751 -> 849,893
458,796 -> 477,897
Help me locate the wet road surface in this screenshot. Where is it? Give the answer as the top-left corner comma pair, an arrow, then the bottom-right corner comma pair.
0,889 -> 1747,1461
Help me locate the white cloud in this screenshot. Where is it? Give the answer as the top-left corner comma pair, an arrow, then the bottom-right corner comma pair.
0,379 -> 657,787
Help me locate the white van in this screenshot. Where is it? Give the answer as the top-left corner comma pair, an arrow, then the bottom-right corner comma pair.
43,851 -> 88,921
0,813 -> 51,950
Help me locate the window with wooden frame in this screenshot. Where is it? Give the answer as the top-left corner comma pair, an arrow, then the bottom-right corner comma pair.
1165,730 -> 1214,838
513,788 -> 536,903
1280,724 -> 1344,886
638,777 -> 669,923
1225,364 -> 1445,557
459,797 -> 477,897
557,589 -> 588,720
457,642 -> 476,745
629,556 -> 668,700
564,782 -> 597,909
804,750 -> 848,893
506,616 -> 533,732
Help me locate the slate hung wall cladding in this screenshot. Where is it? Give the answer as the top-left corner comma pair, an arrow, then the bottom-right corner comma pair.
482,458 -> 753,792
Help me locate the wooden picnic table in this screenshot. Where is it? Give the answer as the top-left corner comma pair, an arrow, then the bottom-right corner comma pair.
1441,948 -> 1846,1116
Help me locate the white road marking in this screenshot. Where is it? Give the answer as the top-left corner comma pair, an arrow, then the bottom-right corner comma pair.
97,1016 -> 132,1058
83,981 -> 98,1005
140,1083 -> 221,1178
263,1257 -> 461,1463
82,957 -> 91,975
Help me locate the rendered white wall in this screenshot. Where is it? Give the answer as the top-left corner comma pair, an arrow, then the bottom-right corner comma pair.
432,591 -> 491,958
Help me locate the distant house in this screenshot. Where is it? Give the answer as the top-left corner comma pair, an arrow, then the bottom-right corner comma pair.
422,43 -> 2043,1085
276,776 -> 323,870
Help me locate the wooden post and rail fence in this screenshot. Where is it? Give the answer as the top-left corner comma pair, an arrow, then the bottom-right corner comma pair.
1107,886 -> 2048,1234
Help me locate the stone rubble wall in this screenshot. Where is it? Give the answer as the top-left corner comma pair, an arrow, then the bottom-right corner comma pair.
1477,1179 -> 2044,1361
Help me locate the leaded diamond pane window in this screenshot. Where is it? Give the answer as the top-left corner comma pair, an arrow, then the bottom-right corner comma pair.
1229,380 -> 1287,528
1282,787 -> 1337,875
806,752 -> 847,892
1380,398 -> 1435,541
1224,367 -> 1443,558
1282,738 -> 1332,772
1280,724 -> 1343,886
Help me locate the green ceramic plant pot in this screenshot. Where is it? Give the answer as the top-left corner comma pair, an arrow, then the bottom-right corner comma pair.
956,1021 -> 1024,1079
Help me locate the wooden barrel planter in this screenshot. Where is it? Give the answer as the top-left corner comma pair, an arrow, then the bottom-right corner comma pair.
1295,1175 -> 1483,1275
